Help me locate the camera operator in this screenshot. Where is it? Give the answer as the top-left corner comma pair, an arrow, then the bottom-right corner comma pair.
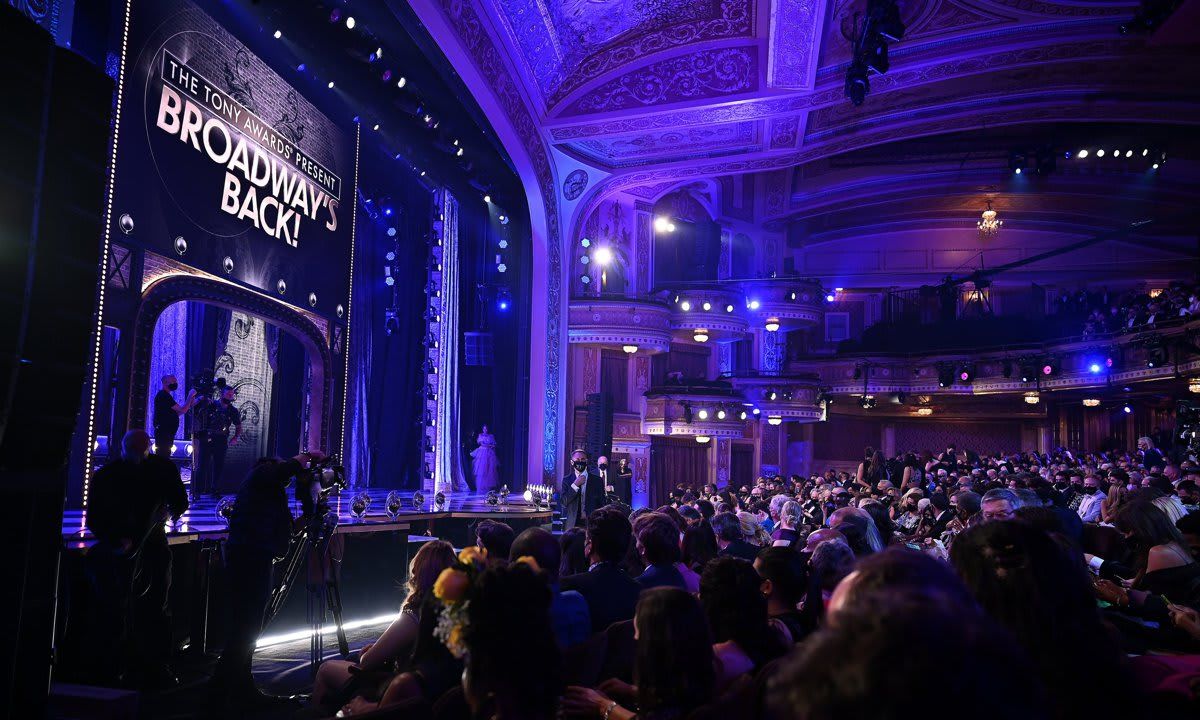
209,449 -> 325,711
86,429 -> 188,688
192,385 -> 243,497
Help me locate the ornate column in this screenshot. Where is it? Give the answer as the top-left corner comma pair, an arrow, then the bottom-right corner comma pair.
715,437 -> 732,489
634,201 -> 653,296
759,421 -> 783,478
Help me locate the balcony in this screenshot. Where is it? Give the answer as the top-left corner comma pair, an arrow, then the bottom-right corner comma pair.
567,297 -> 672,354
724,371 -> 825,423
665,287 -> 748,343
738,279 -> 825,332
643,384 -> 752,440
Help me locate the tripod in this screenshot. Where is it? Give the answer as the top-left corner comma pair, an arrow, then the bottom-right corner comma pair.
264,510 -> 349,673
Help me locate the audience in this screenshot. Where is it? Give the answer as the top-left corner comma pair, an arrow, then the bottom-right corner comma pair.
475,519 -> 515,562
633,512 -> 687,590
700,557 -> 788,688
510,527 -> 591,648
561,508 -> 642,633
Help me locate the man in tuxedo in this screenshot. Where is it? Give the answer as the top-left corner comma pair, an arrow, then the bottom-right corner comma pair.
561,449 -> 605,532
560,507 -> 641,633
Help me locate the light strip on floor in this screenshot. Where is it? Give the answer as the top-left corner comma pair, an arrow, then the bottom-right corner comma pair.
255,613 -> 398,649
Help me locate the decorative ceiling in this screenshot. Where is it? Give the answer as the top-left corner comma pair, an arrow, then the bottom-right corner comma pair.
414,0 -> 1200,236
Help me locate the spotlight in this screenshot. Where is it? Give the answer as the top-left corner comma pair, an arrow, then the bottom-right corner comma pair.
593,246 -> 613,266
580,275 -> 590,285
767,416 -> 783,426
1089,362 -> 1102,374
1009,151 -> 1026,174
580,238 -> 591,248
496,288 -> 511,311
765,318 -> 781,332
726,304 -> 734,313
1097,149 -> 1105,157
1018,359 -> 1039,383
1146,343 -> 1168,368
345,16 -> 356,29
622,345 -> 638,354
769,391 -> 778,401
680,300 -> 691,311
1125,150 -> 1133,158
739,411 -> 748,420
397,77 -> 407,88
1015,168 -> 1022,175
273,29 -> 282,39
456,148 -> 464,157
697,409 -> 709,420
717,410 -> 726,419
702,301 -> 712,311
693,330 -> 709,343
1142,149 -> 1149,156
748,300 -> 761,310
1077,149 -> 1089,159
1152,163 -> 1159,170
483,194 -> 491,203
844,60 -> 869,106
385,276 -> 394,286
825,293 -> 836,302
498,239 -> 508,249
1123,404 -> 1133,414
327,81 -> 335,89
958,363 -> 975,383
752,408 -> 761,415
497,263 -> 507,273
937,363 -> 955,388
373,123 -> 380,131
385,251 -> 396,261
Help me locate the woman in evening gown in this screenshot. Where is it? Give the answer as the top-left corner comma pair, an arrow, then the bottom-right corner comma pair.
470,425 -> 500,493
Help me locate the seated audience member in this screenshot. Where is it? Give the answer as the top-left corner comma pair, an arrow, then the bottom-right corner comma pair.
1176,479 -> 1199,513
700,557 -> 788,688
1177,511 -> 1200,560
755,547 -> 809,644
829,507 -> 881,556
561,508 -> 642,633
462,563 -> 563,720
713,511 -> 761,562
771,500 -> 803,547
892,488 -> 924,534
920,493 -> 956,538
768,595 -> 1045,720
1076,475 -> 1107,522
695,498 -> 716,524
510,527 -> 591,649
559,527 -> 589,578
312,540 -> 455,709
980,488 -> 1020,522
561,588 -> 714,720
858,499 -> 897,545
475,519 -> 515,563
951,521 -> 1141,719
1096,501 -> 1200,613
738,510 -> 772,547
677,503 -> 703,528
682,522 -> 719,573
827,547 -> 977,620
634,512 -> 687,591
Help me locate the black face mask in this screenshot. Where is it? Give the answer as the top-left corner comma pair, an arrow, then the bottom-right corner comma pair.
573,461 -> 588,472
168,383 -> 178,391
597,463 -> 608,471
1082,486 -> 1097,495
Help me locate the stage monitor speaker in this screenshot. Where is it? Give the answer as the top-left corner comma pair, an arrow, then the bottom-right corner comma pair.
584,392 -> 614,468
0,5 -> 110,470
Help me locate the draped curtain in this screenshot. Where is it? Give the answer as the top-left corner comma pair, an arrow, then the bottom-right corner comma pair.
147,300 -> 189,438
600,351 -> 628,412
436,190 -> 468,493
649,436 -> 711,506
346,220 -> 375,488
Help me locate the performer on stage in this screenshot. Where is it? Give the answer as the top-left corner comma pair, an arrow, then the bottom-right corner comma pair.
614,457 -> 634,504
192,386 -> 242,497
152,375 -> 197,458
561,449 -> 605,532
470,424 -> 500,493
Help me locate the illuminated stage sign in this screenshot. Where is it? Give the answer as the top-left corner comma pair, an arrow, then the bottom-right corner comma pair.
113,0 -> 356,320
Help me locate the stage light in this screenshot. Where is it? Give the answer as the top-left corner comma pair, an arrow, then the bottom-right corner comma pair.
1143,149 -> 1149,156
384,207 -> 393,216
739,411 -> 747,420
698,409 -> 709,420
765,318 -> 781,332
497,263 -> 507,273
593,246 -> 613,265
835,287 -> 844,292
748,299 -> 761,310
186,444 -> 194,456
702,301 -> 712,311
825,293 -> 836,302
327,81 -> 335,89
387,227 -> 397,237
497,289 -> 511,310
680,300 -> 691,311
717,410 -> 727,419
1078,149 -> 1089,158
373,123 -> 380,131
1126,150 -> 1133,158
580,238 -> 591,248
498,239 -> 508,249
622,345 -> 638,354
385,251 -> 396,261
1089,363 -> 1102,374
580,275 -> 590,285
696,435 -> 711,444
1097,149 -> 1105,157
1153,163 -> 1159,170
726,304 -> 734,313
273,29 -> 282,39
397,77 -> 407,88
1123,404 -> 1133,414
767,416 -> 783,426
937,363 -> 955,388
499,215 -> 509,224
419,170 -> 426,177
385,276 -> 394,286
958,363 -> 975,383
769,391 -> 778,401
693,330 -> 709,343
345,16 -> 356,29
790,291 -> 797,300
1014,168 -> 1022,175
456,148 -> 464,157
752,408 -> 761,415
483,194 -> 491,203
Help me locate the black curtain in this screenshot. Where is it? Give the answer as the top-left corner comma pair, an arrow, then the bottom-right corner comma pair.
731,443 -> 754,491
649,436 -> 710,506
600,351 -> 628,413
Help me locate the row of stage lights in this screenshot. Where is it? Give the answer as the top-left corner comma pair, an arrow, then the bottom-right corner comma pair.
1073,148 -> 1165,171
1010,147 -> 1165,175
274,9 -> 495,198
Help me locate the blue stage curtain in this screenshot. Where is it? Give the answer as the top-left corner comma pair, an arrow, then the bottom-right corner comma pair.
147,300 -> 189,439
346,222 -> 375,489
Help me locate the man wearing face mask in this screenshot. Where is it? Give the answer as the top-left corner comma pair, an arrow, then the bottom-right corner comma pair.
152,374 -> 197,459
1076,475 -> 1107,522
561,449 -> 605,531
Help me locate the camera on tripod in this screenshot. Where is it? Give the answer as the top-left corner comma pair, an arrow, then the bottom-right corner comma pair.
191,369 -> 227,400
296,455 -> 347,519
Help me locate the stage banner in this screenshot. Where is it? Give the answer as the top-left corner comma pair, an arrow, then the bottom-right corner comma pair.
112,0 -> 355,322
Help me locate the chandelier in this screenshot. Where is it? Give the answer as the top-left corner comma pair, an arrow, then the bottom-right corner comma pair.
1082,398 -> 1101,407
1190,378 -> 1200,394
977,200 -> 1003,237
1024,391 -> 1040,405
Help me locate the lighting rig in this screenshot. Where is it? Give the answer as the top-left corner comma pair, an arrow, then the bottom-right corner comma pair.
844,0 -> 905,106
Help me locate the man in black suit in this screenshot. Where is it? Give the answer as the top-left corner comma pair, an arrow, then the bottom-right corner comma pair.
561,507 -> 642,633
634,513 -> 687,590
713,511 -> 760,562
561,449 -> 605,532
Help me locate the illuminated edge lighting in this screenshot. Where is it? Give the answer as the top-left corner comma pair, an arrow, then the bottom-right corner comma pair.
1024,391 -> 1040,405
697,409 -> 709,420
340,123 -> 361,459
257,613 -> 398,649
622,344 -> 638,354
767,416 -> 783,426
84,0 -> 135,510
764,318 -> 781,332
1082,398 -> 1101,407
692,330 -> 709,343
695,435 -> 710,444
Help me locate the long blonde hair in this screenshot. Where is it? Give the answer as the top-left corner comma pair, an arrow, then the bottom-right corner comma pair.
404,539 -> 455,613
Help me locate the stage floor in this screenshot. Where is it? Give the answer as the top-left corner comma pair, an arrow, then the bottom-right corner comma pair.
62,488 -> 553,545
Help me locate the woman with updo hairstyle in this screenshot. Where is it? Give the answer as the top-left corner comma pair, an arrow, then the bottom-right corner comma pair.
462,562 -> 562,720
700,556 -> 788,687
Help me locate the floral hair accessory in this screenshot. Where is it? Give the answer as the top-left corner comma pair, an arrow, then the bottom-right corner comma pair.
433,545 -> 489,658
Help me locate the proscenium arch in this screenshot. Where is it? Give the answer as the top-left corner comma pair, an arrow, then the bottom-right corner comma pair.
128,274 -> 334,452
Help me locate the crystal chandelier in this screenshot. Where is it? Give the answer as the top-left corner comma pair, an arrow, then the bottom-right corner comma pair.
977,200 -> 1002,237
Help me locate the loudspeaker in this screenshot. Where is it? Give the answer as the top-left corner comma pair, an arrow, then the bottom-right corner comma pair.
584,392 -> 614,468
0,6 -> 111,714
